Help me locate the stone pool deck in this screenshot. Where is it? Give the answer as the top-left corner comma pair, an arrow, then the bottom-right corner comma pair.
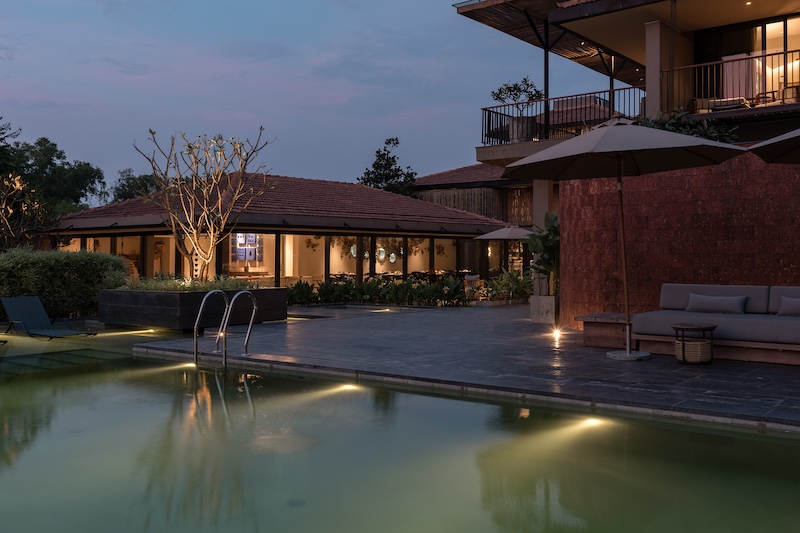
133,304 -> 800,434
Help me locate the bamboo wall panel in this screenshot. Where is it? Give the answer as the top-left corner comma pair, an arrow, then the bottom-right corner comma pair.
416,189 -> 506,221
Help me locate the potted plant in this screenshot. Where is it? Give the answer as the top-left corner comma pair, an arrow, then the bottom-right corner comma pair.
491,76 -> 544,143
524,212 -> 559,324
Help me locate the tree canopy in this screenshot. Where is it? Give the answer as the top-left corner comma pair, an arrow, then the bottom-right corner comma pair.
357,137 -> 417,197
11,137 -> 106,215
111,168 -> 159,202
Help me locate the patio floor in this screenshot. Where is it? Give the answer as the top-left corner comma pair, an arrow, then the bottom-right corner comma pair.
131,304 -> 800,436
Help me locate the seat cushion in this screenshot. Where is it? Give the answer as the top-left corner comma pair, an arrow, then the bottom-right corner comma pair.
633,310 -> 800,344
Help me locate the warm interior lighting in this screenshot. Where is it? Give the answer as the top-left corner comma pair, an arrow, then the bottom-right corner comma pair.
582,418 -> 603,427
338,384 -> 360,391
552,328 -> 562,341
746,1 -> 751,5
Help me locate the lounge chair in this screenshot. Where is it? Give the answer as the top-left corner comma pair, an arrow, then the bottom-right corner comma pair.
1,296 -> 96,340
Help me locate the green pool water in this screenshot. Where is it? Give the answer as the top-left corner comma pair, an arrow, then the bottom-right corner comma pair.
1,360 -> 799,532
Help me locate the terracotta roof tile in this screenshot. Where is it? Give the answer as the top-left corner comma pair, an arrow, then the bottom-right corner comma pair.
414,164 -> 507,188
60,174 -> 506,234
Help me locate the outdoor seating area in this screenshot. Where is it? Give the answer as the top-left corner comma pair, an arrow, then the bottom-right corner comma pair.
1,296 -> 97,340
632,283 -> 800,365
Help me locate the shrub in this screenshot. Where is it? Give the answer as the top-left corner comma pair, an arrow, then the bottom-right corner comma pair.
125,274 -> 254,292
0,248 -> 128,317
287,280 -> 317,305
290,275 -> 470,307
484,268 -> 533,301
316,279 -> 355,304
439,275 -> 467,307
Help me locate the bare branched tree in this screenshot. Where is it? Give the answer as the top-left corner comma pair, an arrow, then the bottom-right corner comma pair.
0,174 -> 50,251
135,128 -> 269,280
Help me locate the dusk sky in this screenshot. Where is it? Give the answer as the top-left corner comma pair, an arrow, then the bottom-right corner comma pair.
2,0 -> 608,188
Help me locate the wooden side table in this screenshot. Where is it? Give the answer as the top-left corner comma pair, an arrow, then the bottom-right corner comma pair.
671,323 -> 717,364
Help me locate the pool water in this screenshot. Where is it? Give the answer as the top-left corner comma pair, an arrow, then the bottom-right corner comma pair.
1,360 -> 799,532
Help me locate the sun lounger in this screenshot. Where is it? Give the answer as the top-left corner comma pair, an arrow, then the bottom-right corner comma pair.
1,296 -> 96,340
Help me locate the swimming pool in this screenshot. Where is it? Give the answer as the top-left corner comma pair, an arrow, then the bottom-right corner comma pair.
1,360 -> 799,532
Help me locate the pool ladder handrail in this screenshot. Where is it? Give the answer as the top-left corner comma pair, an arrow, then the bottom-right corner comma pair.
193,289 -> 258,368
220,290 -> 259,364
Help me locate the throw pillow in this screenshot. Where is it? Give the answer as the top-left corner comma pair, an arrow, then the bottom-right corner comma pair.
777,296 -> 800,316
685,293 -> 747,314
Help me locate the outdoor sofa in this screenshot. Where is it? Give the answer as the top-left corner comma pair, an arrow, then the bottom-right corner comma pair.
632,283 -> 800,364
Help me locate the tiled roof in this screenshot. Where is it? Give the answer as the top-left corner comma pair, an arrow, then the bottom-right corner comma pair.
59,174 -> 506,235
414,164 -> 507,188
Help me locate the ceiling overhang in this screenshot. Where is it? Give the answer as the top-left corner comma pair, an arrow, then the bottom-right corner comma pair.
457,0 -> 800,85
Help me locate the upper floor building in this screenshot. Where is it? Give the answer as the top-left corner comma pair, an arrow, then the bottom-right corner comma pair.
457,0 -> 800,165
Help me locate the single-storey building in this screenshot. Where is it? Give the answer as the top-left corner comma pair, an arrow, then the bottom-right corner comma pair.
56,174 -> 509,285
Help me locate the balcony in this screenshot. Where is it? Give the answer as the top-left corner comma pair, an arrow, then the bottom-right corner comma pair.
481,87 -> 646,147
666,49 -> 800,126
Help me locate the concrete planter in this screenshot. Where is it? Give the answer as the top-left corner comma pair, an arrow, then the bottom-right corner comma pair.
509,116 -> 537,143
99,288 -> 287,331
530,295 -> 557,324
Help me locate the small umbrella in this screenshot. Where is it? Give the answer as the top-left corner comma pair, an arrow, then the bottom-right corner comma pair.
475,226 -> 533,273
474,226 -> 533,240
748,127 -> 800,164
504,119 -> 746,360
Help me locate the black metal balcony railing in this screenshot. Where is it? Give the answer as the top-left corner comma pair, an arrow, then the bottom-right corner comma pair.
481,87 -> 646,146
665,49 -> 800,114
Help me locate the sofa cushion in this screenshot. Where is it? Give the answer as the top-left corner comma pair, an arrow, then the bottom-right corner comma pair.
659,283 -> 769,313
633,310 -> 800,344
685,293 -> 747,314
768,286 -> 800,313
777,296 -> 800,316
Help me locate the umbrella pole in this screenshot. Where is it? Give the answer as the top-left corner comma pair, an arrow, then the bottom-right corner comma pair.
617,175 -> 631,353
607,162 -> 650,361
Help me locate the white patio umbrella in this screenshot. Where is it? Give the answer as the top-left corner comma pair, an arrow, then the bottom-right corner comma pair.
475,226 -> 533,273
504,119 -> 746,360
748,127 -> 800,164
474,226 -> 534,240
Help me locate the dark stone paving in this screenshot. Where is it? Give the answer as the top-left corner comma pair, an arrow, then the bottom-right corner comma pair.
133,304 -> 800,433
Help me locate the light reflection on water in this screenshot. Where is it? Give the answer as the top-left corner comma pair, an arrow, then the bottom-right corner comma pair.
1,361 -> 799,533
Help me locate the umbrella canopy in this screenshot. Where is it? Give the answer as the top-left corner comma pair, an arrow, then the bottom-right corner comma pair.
504,119 -> 747,181
474,226 -> 533,240
748,127 -> 800,164
504,119 -> 746,360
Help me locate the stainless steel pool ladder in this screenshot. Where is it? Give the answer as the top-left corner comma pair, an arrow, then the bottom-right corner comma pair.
193,289 -> 258,368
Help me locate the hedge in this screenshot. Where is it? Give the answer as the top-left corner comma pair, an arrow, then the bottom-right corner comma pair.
0,248 -> 128,318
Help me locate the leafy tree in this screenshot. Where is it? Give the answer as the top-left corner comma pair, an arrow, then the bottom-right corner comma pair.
491,76 -> 544,115
524,212 -> 560,297
0,118 -> 21,175
135,128 -> 269,280
357,137 -> 417,197
111,168 -> 159,202
11,137 -> 106,214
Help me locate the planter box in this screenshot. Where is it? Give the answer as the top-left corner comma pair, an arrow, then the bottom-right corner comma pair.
99,288 -> 287,331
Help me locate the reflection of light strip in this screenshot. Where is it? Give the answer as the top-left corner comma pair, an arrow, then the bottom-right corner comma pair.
96,329 -> 156,337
